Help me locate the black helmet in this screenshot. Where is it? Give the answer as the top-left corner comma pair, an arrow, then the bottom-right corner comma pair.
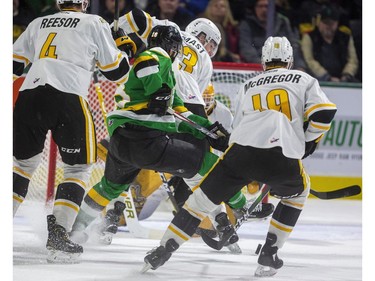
147,25 -> 182,62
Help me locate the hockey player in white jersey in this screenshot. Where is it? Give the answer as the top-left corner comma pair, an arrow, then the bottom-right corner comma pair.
142,36 -> 337,276
13,0 -> 135,263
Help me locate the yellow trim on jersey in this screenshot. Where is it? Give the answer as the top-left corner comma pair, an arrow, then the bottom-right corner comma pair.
133,54 -> 159,69
304,103 -> 336,118
270,219 -> 293,233
79,97 -> 96,163
126,13 -> 139,36
13,195 -> 24,203
54,201 -> 79,212
13,54 -> 30,65
124,101 -> 149,111
142,12 -> 153,39
282,200 -> 304,209
63,178 -> 87,189
310,122 -> 331,130
184,204 -> 205,220
87,188 -> 110,207
97,53 -> 122,70
298,160 -> 308,191
173,106 -> 189,113
13,166 -> 31,180
168,225 -> 189,241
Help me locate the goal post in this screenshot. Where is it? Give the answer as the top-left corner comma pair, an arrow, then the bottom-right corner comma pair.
27,62 -> 264,204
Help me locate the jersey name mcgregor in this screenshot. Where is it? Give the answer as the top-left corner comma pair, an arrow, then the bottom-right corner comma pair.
244,73 -> 302,92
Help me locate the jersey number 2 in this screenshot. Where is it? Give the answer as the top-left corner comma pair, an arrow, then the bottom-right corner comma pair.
39,33 -> 58,59
252,89 -> 292,120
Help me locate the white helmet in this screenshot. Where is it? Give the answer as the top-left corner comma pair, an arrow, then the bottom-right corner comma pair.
56,0 -> 89,12
261,36 -> 293,70
185,18 -> 221,58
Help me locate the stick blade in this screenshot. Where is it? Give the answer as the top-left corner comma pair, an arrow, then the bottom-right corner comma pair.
310,185 -> 361,200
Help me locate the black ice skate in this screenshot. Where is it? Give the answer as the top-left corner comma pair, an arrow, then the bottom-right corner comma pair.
95,201 -> 126,245
46,214 -> 83,263
141,238 -> 179,273
233,202 -> 274,221
255,233 -> 284,277
216,216 -> 241,254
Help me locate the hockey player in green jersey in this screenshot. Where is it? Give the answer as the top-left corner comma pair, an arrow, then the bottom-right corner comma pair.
70,25 -> 230,245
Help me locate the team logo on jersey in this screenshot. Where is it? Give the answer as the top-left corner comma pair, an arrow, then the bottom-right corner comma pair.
188,94 -> 196,100
270,137 -> 279,143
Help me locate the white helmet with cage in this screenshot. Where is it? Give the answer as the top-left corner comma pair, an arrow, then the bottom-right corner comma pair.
56,0 -> 90,12
185,18 -> 221,58
261,36 -> 293,70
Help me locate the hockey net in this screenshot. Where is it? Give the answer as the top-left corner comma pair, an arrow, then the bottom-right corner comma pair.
25,62 -> 263,203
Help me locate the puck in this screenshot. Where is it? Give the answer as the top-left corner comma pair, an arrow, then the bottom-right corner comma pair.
255,243 -> 262,255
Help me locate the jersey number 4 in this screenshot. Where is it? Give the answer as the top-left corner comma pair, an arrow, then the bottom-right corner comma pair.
252,89 -> 292,120
39,33 -> 58,59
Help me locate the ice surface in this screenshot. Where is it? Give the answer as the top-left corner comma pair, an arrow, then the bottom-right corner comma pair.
13,198 -> 362,281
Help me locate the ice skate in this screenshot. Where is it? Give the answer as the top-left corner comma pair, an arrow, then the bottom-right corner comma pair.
94,201 -> 126,245
233,202 -> 274,221
142,239 -> 179,273
254,233 -> 283,277
46,215 -> 83,263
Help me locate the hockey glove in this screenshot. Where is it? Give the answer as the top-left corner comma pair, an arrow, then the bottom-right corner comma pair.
111,27 -> 137,58
206,121 -> 230,152
302,135 -> 323,159
148,84 -> 172,116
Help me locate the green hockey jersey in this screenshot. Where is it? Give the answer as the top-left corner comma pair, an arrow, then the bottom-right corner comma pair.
106,47 -> 211,138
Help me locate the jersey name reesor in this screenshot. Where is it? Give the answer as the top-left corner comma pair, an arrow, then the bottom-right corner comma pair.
182,35 -> 205,54
244,73 -> 302,92
40,17 -> 80,29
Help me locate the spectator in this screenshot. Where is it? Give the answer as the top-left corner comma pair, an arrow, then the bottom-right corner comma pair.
300,4 -> 358,82
180,0 -> 209,15
100,0 -> 134,24
200,0 -> 241,62
13,0 -> 35,42
238,0 -> 307,70
146,0 -> 195,31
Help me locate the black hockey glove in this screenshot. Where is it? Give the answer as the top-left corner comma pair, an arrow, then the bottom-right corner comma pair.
206,121 -> 230,152
148,84 -> 172,116
302,135 -> 323,159
111,27 -> 137,58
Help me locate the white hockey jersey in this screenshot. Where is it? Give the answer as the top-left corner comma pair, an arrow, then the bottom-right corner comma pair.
230,68 -> 337,159
13,11 -> 129,99
207,100 -> 233,133
174,31 -> 213,106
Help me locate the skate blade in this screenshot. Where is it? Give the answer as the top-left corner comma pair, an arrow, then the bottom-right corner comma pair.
140,262 -> 153,274
226,243 -> 242,254
254,265 -> 278,277
46,248 -> 81,264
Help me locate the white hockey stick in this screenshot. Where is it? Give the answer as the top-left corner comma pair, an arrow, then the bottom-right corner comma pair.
123,185 -> 165,239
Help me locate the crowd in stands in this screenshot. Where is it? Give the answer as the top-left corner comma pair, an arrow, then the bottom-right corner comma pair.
13,0 -> 362,82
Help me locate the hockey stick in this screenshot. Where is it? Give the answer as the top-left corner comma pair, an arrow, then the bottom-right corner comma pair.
201,184 -> 270,250
166,108 -> 219,139
309,185 -> 361,199
113,0 -> 120,32
123,185 -> 165,239
200,184 -> 361,250
158,173 -> 180,214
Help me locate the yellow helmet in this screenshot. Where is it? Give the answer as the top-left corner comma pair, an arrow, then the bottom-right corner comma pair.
203,83 -> 215,111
